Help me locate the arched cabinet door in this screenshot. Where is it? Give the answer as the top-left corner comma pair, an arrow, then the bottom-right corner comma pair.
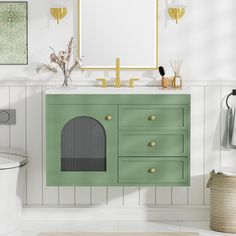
46,105 -> 117,186
61,116 -> 106,172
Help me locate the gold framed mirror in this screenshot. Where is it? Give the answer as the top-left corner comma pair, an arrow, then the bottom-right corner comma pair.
78,0 -> 158,70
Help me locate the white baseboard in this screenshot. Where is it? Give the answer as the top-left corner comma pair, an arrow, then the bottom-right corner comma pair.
22,206 -> 209,221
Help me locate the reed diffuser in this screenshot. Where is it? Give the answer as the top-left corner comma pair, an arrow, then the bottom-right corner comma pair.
170,59 -> 183,88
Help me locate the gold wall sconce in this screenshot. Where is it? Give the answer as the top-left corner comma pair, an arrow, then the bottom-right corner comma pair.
168,7 -> 185,24
50,8 -> 67,24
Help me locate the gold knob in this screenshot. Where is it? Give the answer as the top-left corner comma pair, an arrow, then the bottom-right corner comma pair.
106,115 -> 112,121
149,141 -> 156,147
148,168 -> 157,174
149,115 -> 156,121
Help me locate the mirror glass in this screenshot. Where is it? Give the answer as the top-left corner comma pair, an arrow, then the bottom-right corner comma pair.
78,0 -> 157,69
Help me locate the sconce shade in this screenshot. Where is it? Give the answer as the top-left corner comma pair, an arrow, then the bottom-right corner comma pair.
50,8 -> 67,24
168,8 -> 185,24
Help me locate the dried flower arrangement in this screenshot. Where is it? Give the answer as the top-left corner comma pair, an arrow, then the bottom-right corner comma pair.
36,37 -> 83,87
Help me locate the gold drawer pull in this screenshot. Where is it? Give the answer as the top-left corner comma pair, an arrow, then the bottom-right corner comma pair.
148,141 -> 156,147
105,115 -> 112,121
149,115 -> 156,121
148,168 -> 157,174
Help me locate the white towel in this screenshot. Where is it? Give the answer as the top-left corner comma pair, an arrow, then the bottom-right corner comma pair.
224,108 -> 236,148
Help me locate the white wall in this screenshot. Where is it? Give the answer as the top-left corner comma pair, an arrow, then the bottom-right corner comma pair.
1,0 -> 236,81
1,0 -> 236,214
159,0 -> 236,79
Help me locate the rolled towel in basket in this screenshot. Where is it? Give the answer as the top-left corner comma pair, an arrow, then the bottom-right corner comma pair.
223,108 -> 236,148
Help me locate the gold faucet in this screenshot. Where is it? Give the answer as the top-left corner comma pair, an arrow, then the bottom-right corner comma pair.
97,58 -> 141,88
114,58 -> 121,88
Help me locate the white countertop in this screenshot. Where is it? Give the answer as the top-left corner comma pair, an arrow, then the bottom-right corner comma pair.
45,86 -> 191,95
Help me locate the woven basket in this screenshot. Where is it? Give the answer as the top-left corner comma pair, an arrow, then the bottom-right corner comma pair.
207,170 -> 236,233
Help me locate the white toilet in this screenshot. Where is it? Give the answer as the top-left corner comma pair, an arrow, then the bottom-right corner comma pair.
0,148 -> 27,235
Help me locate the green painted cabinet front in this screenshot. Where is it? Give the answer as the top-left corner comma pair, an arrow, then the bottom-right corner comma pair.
119,157 -> 188,185
47,104 -> 118,185
119,131 -> 188,156
119,105 -> 188,130
46,94 -> 190,186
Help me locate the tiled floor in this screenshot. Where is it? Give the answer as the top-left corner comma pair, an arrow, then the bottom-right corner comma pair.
3,221 -> 236,236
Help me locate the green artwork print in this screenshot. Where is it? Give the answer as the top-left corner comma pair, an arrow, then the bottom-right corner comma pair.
0,2 -> 28,65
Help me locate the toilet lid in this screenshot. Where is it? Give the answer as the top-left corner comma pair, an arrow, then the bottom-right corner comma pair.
0,148 -> 27,170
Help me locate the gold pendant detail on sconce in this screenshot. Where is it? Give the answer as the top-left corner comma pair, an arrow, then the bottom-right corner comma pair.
168,8 -> 185,24
50,8 -> 67,24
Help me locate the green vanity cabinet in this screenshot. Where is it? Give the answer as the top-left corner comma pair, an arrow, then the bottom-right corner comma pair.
46,94 -> 190,186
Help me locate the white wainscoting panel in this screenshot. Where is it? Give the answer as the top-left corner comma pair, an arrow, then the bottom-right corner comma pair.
156,187 -> 172,205
91,187 -> 107,205
188,86 -> 204,205
140,187 -> 156,205
123,187 -> 140,206
26,86 -> 43,205
59,187 -> 75,205
9,86 -> 26,151
172,187 -> 188,205
0,87 -> 10,148
204,86 -> 221,205
0,84 -> 234,210
42,86 -> 59,205
75,187 -> 91,205
108,187 -> 124,206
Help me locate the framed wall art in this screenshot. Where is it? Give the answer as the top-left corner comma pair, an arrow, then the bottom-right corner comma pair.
0,2 -> 28,65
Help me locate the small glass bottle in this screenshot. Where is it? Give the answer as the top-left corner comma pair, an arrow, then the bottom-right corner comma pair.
172,73 -> 182,88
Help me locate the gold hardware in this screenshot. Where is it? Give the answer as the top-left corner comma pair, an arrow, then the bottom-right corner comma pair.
168,8 -> 185,24
148,168 -> 157,174
105,115 -> 112,121
148,141 -> 156,147
128,78 -> 140,88
50,8 -> 67,24
96,78 -> 107,88
114,58 -> 121,88
149,115 -> 156,121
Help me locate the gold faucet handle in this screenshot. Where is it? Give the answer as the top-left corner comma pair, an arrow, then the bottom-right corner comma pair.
128,78 -> 140,88
96,78 -> 107,88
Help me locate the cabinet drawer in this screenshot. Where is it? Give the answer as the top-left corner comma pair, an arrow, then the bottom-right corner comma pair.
119,105 -> 188,130
119,157 -> 189,185
119,131 -> 188,156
